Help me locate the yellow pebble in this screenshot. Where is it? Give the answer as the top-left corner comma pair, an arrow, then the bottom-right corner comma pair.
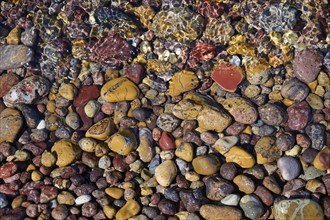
115,200 -> 141,220
103,205 -> 116,219
106,129 -> 137,156
105,187 -> 124,199
308,80 -> 318,93
26,164 -> 36,171
283,98 -> 294,106
225,146 -> 255,168
101,77 -> 140,102
243,126 -> 252,135
31,170 -> 43,182
175,143 -> 194,162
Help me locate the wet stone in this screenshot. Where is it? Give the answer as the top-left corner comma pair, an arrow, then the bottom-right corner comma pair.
3,76 -> 50,108
281,78 -> 309,102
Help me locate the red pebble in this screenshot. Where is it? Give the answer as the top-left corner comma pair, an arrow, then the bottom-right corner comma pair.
0,162 -> 17,178
159,132 -> 176,150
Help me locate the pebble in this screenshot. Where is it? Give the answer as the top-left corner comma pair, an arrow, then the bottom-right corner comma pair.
274,199 -> 323,220
262,176 -> 281,194
212,62 -> 244,92
158,199 -> 177,215
175,143 -> 194,162
233,174 -> 255,194
192,155 -> 220,175
84,100 -> 101,118
101,77 -> 140,102
293,49 -> 323,83
205,177 -> 234,201
0,108 -> 23,143
199,204 -> 243,220
212,136 -> 238,155
155,160 -> 177,187
220,163 -> 237,180
107,129 -> 137,156
225,146 -> 255,168
78,138 -> 97,152
159,131 -> 175,151
3,76 -> 50,107
287,101 -> 311,130
221,194 -> 240,206
168,70 -> 199,96
254,186 -> 273,206
85,118 -> 115,140
156,113 -> 181,133
98,155 -> 112,169
313,146 -> 330,170
306,93 -> 324,110
0,73 -> 20,98
172,93 -> 232,132
51,139 -> 82,167
258,103 -> 287,126
75,195 -> 92,205
281,78 -> 309,102
103,205 -> 116,219
0,194 -> 8,208
254,136 -> 281,164
51,204 -> 68,220
0,45 -> 33,70
115,199 -> 141,220
306,124 -> 325,150
41,151 -> 57,167
277,156 -> 301,181
239,195 -> 264,220
276,133 -> 295,151
222,97 -> 258,124
132,108 -> 153,121
57,191 -> 75,205
58,83 -> 77,100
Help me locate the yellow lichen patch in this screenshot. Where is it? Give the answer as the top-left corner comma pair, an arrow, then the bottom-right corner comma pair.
227,43 -> 256,56
146,59 -> 172,74
225,146 -> 255,168
129,5 -> 156,29
168,70 -> 199,97
245,58 -> 271,85
85,118 -> 115,141
101,77 -> 140,102
106,129 -> 137,156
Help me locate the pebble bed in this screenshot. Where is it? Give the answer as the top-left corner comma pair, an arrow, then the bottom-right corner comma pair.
0,0 -> 329,220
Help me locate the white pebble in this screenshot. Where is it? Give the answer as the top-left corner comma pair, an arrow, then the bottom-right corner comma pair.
221,194 -> 240,206
75,195 -> 91,205
36,120 -> 46,130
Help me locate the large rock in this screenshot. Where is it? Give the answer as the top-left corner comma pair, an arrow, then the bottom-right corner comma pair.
274,199 -> 323,220
173,92 -> 232,132
0,45 -> 33,70
0,108 -> 23,143
3,76 -> 50,107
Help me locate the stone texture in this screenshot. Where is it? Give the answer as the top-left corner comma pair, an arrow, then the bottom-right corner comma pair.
199,204 -> 242,220
51,139 -> 82,167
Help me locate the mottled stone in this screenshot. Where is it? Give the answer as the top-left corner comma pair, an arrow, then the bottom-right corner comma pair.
51,139 -> 82,167
287,101 -> 311,130
281,78 -> 309,102
255,136 -> 281,164
0,45 -> 33,70
293,49 -> 323,83
239,195 -> 264,220
258,103 -> 287,126
222,97 -> 257,124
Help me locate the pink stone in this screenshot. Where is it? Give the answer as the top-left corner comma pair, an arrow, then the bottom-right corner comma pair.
287,101 -> 311,131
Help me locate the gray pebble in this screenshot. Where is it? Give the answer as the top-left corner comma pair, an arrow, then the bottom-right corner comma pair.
277,156 -> 301,181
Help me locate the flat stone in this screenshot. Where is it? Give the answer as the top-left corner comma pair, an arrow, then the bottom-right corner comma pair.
200,204 -> 243,220
0,45 -> 33,70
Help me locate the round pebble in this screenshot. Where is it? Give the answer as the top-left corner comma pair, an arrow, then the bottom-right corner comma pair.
277,156 -> 301,181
